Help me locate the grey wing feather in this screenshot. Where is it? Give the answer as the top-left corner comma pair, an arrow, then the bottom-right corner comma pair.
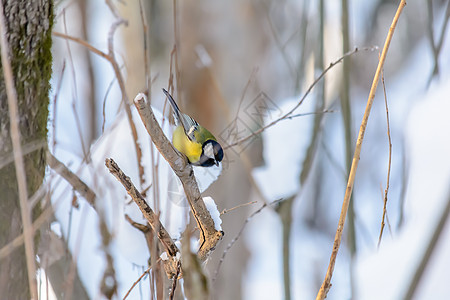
180,114 -> 199,141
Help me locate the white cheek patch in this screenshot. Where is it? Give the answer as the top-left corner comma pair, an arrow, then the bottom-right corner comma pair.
204,143 -> 215,159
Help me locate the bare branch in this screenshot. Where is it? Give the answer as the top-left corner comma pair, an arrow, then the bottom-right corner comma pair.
47,152 -> 96,207
105,158 -> 178,257
133,93 -> 223,260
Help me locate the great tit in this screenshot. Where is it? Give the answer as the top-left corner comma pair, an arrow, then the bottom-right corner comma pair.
162,88 -> 224,167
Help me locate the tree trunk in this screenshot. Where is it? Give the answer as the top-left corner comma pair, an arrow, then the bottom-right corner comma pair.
0,1 -> 53,298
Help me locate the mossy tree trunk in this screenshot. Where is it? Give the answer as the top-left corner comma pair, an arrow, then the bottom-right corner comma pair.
0,1 -> 53,298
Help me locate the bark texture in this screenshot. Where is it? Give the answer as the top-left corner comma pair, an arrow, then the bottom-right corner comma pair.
0,1 -> 53,298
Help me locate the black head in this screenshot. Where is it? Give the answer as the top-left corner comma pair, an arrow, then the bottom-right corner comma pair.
199,140 -> 224,167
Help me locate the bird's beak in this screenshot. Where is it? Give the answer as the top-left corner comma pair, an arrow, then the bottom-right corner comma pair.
214,160 -> 219,167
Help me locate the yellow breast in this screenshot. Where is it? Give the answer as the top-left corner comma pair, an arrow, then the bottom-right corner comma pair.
172,125 -> 203,164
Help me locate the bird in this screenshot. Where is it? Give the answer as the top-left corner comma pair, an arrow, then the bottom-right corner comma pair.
162,88 -> 223,167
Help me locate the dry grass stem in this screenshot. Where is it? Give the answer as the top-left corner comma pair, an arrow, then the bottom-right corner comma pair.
378,67 -> 392,247
315,1 -> 406,299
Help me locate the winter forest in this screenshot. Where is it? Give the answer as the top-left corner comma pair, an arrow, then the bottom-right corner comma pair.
1,0 -> 450,299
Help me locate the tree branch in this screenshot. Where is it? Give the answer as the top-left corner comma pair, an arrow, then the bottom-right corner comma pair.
105,158 -> 180,279
47,151 -> 96,207
133,93 -> 223,260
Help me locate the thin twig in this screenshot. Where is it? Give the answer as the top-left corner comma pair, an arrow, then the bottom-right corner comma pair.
101,77 -> 117,133
0,139 -> 47,170
427,0 -> 450,84
123,266 -> 152,300
236,68 -> 258,120
52,61 -> 66,153
105,1 -> 146,188
397,138 -> 409,229
224,46 -> 377,150
53,9 -> 146,188
0,183 -> 62,261
47,152 -> 96,207
138,0 -> 151,98
435,1 -> 450,54
262,1 -> 296,79
315,1 -> 406,299
295,0 -> 310,93
212,66 -> 270,205
71,100 -> 89,161
213,199 -> 285,282
172,0 -> 182,96
286,109 -> 335,120
29,183 -> 48,209
341,0 -> 357,260
53,32 -> 109,59
377,64 -> 392,247
426,0 -> 438,78
220,201 -> 257,215
124,214 -> 150,233
0,2 -> 37,298
403,189 -> 450,299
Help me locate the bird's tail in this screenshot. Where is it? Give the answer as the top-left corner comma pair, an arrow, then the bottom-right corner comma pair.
162,88 -> 184,125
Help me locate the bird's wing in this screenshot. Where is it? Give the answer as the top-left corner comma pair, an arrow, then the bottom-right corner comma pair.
180,114 -> 199,142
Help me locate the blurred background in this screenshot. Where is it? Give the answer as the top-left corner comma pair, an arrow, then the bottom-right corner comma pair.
45,0 -> 450,299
